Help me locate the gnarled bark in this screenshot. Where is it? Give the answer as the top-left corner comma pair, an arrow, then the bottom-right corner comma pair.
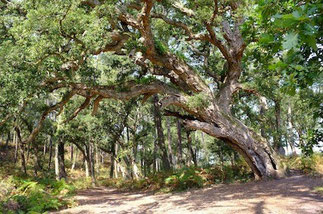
184,113 -> 285,179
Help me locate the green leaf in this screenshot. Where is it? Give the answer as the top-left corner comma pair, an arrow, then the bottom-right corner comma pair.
268,61 -> 287,70
303,36 -> 317,50
282,33 -> 298,50
292,10 -> 301,19
294,65 -> 304,71
259,33 -> 274,44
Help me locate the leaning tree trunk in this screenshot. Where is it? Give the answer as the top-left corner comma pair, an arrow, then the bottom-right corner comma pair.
189,112 -> 285,180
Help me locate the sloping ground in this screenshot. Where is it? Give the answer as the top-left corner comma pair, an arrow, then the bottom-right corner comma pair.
54,174 -> 323,214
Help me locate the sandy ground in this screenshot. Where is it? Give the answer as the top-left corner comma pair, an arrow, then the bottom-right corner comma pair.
53,174 -> 323,214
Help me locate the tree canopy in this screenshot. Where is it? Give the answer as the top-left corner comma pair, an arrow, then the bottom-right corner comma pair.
0,0 -> 322,181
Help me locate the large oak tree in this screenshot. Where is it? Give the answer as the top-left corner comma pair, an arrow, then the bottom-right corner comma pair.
2,0 -> 320,178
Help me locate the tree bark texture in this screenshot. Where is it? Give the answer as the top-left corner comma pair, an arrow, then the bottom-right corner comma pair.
152,95 -> 171,170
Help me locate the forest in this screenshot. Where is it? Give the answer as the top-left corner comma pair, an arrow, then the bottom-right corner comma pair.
0,0 -> 322,213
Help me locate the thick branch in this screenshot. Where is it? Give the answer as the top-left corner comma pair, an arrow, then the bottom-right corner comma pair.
24,90 -> 75,145
72,80 -> 178,100
92,95 -> 104,115
93,31 -> 130,55
183,120 -> 224,138
164,110 -> 197,121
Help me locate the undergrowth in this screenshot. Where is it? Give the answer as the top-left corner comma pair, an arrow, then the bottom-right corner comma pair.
1,153 -> 321,213
281,153 -> 323,175
99,161 -> 252,193
0,165 -> 76,214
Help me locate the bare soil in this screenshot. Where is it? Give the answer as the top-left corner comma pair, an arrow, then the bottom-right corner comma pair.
54,174 -> 323,214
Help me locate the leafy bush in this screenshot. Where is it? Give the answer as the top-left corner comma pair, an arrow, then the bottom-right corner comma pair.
281,153 -> 323,175
100,163 -> 252,193
165,167 -> 204,191
0,176 -> 75,213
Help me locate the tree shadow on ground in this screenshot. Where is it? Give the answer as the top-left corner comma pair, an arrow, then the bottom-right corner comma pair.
166,175 -> 323,213
56,174 -> 323,214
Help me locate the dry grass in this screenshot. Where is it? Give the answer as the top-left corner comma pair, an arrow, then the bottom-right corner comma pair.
281,153 -> 323,175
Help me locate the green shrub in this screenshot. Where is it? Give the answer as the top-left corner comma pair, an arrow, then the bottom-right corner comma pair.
0,176 -> 76,213
165,167 -> 204,191
99,163 -> 252,193
281,153 -> 323,175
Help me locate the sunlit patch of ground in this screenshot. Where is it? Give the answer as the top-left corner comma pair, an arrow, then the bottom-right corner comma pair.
52,174 -> 323,214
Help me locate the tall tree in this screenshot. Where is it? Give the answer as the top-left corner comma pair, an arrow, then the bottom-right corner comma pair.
152,95 -> 171,170
1,0 -> 321,179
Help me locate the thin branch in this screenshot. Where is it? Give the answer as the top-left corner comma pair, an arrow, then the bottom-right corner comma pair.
151,13 -> 208,42
205,22 -> 232,62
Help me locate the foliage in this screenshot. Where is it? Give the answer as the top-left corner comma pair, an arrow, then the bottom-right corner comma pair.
100,162 -> 252,193
187,93 -> 210,110
0,166 -> 75,213
300,129 -> 323,156
281,153 -> 323,175
164,167 -> 204,190
0,1 -> 321,209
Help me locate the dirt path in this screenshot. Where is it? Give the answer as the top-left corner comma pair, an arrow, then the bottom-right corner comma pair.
54,175 -> 323,214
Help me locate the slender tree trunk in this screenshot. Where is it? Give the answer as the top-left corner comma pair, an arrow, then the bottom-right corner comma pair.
43,141 -> 47,155
89,142 -> 96,186
70,144 -> 74,161
33,146 -> 44,176
109,154 -> 115,178
48,136 -> 53,170
176,119 -> 183,166
26,141 -> 31,162
287,105 -> 297,155
274,99 -> 285,155
101,151 -> 104,164
58,141 -> 67,179
259,96 -> 268,138
84,145 -> 90,178
5,131 -> 10,150
152,95 -> 171,170
71,148 -> 77,170
55,143 -> 59,179
186,131 -> 197,167
13,131 -> 18,163
110,142 -> 117,178
55,141 -> 67,180
15,127 -> 27,174
95,144 -> 99,172
166,118 -> 174,167
153,138 -> 157,173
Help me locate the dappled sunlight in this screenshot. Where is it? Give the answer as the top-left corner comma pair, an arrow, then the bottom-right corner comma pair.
52,174 -> 323,214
